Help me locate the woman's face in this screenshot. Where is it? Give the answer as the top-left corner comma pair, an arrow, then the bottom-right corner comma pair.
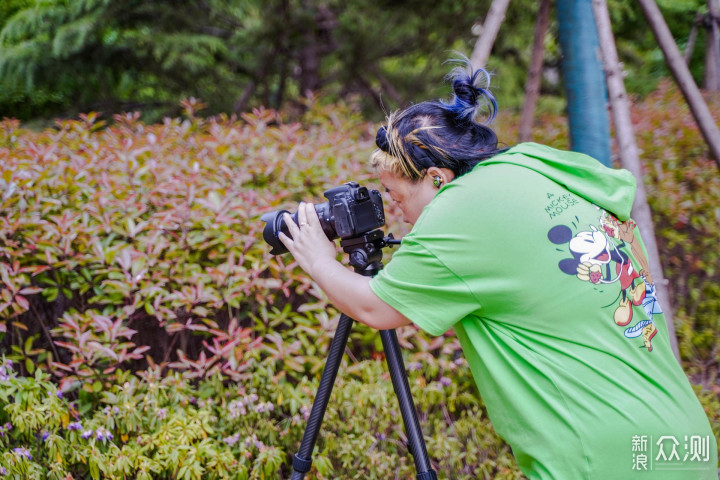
378,169 -> 449,225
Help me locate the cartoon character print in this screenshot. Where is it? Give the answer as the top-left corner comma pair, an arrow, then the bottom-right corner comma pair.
548,211 -> 662,352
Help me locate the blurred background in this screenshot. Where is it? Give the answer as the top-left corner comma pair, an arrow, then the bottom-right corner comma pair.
0,0 -> 713,125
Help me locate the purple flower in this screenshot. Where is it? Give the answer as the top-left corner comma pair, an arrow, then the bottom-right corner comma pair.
243,434 -> 266,450
67,422 -> 82,431
0,466 -> 6,475
81,430 -> 94,439
0,360 -> 13,382
156,408 -> 167,419
254,402 -> 274,414
41,431 -> 50,441
13,447 -> 32,460
439,376 -> 452,387
223,433 -> 241,446
408,362 -> 422,371
228,400 -> 246,418
101,406 -> 120,416
4,422 -> 12,431
56,391 -> 63,399
95,427 -> 113,442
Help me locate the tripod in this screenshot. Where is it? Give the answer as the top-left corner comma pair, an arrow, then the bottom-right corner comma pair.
290,229 -> 438,480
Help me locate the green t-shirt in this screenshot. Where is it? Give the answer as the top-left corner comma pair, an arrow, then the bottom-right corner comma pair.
369,143 -> 717,479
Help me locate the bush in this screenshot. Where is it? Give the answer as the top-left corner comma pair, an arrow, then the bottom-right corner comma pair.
0,99 -> 395,387
1,85 -> 719,478
0,352 -> 526,480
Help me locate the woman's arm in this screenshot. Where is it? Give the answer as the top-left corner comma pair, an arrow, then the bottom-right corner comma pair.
278,202 -> 411,330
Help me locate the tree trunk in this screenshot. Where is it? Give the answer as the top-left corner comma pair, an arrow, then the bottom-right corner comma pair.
374,71 -> 403,105
234,80 -> 257,114
298,4 -> 338,97
273,0 -> 291,108
592,0 -> 680,361
704,0 -> 720,91
518,0 -> 552,143
298,34 -> 321,97
470,0 -> 511,67
636,0 -> 720,168
683,13 -> 702,65
355,75 -> 383,111
556,0 -> 612,166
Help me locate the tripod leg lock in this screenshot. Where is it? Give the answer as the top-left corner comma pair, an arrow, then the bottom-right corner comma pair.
416,470 -> 438,480
292,454 -> 313,473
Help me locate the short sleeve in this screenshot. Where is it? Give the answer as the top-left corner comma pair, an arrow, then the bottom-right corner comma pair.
369,238 -> 482,336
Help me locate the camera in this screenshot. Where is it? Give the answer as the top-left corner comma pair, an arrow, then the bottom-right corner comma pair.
261,182 -> 385,255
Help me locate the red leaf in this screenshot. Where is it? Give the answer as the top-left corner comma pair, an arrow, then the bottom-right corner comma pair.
19,287 -> 42,295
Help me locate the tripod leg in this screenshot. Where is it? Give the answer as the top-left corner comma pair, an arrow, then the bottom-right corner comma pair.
291,313 -> 354,480
380,329 -> 438,480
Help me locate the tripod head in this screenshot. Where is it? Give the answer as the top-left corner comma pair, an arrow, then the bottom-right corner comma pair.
340,229 -> 400,275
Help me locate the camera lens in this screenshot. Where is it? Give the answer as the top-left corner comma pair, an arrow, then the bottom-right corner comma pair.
260,203 -> 336,255
260,210 -> 292,255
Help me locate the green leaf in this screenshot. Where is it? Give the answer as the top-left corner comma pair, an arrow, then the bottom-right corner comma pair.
42,287 -> 58,302
25,357 -> 34,374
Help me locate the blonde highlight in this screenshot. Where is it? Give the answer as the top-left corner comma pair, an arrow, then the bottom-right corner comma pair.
370,111 -> 426,182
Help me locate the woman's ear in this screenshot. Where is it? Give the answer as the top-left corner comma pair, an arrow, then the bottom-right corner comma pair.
426,167 -> 455,188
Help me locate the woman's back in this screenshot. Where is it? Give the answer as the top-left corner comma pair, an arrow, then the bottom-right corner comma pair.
369,143 -> 718,479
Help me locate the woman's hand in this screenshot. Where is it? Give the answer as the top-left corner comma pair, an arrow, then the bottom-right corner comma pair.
278,202 -> 338,277
277,202 -> 410,330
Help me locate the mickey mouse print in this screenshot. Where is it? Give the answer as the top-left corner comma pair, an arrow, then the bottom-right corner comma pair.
548,209 -> 663,352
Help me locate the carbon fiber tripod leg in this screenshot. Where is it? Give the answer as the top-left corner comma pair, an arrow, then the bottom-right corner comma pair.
380,329 -> 438,480
290,313 -> 353,480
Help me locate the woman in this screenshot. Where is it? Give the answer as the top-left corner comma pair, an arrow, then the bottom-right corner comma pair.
277,62 -> 717,479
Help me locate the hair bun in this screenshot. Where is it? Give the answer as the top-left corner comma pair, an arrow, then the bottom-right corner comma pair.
452,79 -> 479,108
444,58 -> 498,124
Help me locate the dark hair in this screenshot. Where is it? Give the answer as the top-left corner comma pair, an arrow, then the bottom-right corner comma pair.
371,60 -> 505,181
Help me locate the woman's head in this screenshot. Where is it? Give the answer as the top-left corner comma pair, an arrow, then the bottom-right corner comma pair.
371,60 -> 503,224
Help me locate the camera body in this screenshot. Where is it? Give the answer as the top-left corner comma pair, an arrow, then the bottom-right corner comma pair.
321,182 -> 385,239
261,182 -> 385,255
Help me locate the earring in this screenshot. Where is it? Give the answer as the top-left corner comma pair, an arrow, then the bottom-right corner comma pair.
433,176 -> 442,188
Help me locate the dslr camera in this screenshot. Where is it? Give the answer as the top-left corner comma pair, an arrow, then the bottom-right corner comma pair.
261,182 -> 385,255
